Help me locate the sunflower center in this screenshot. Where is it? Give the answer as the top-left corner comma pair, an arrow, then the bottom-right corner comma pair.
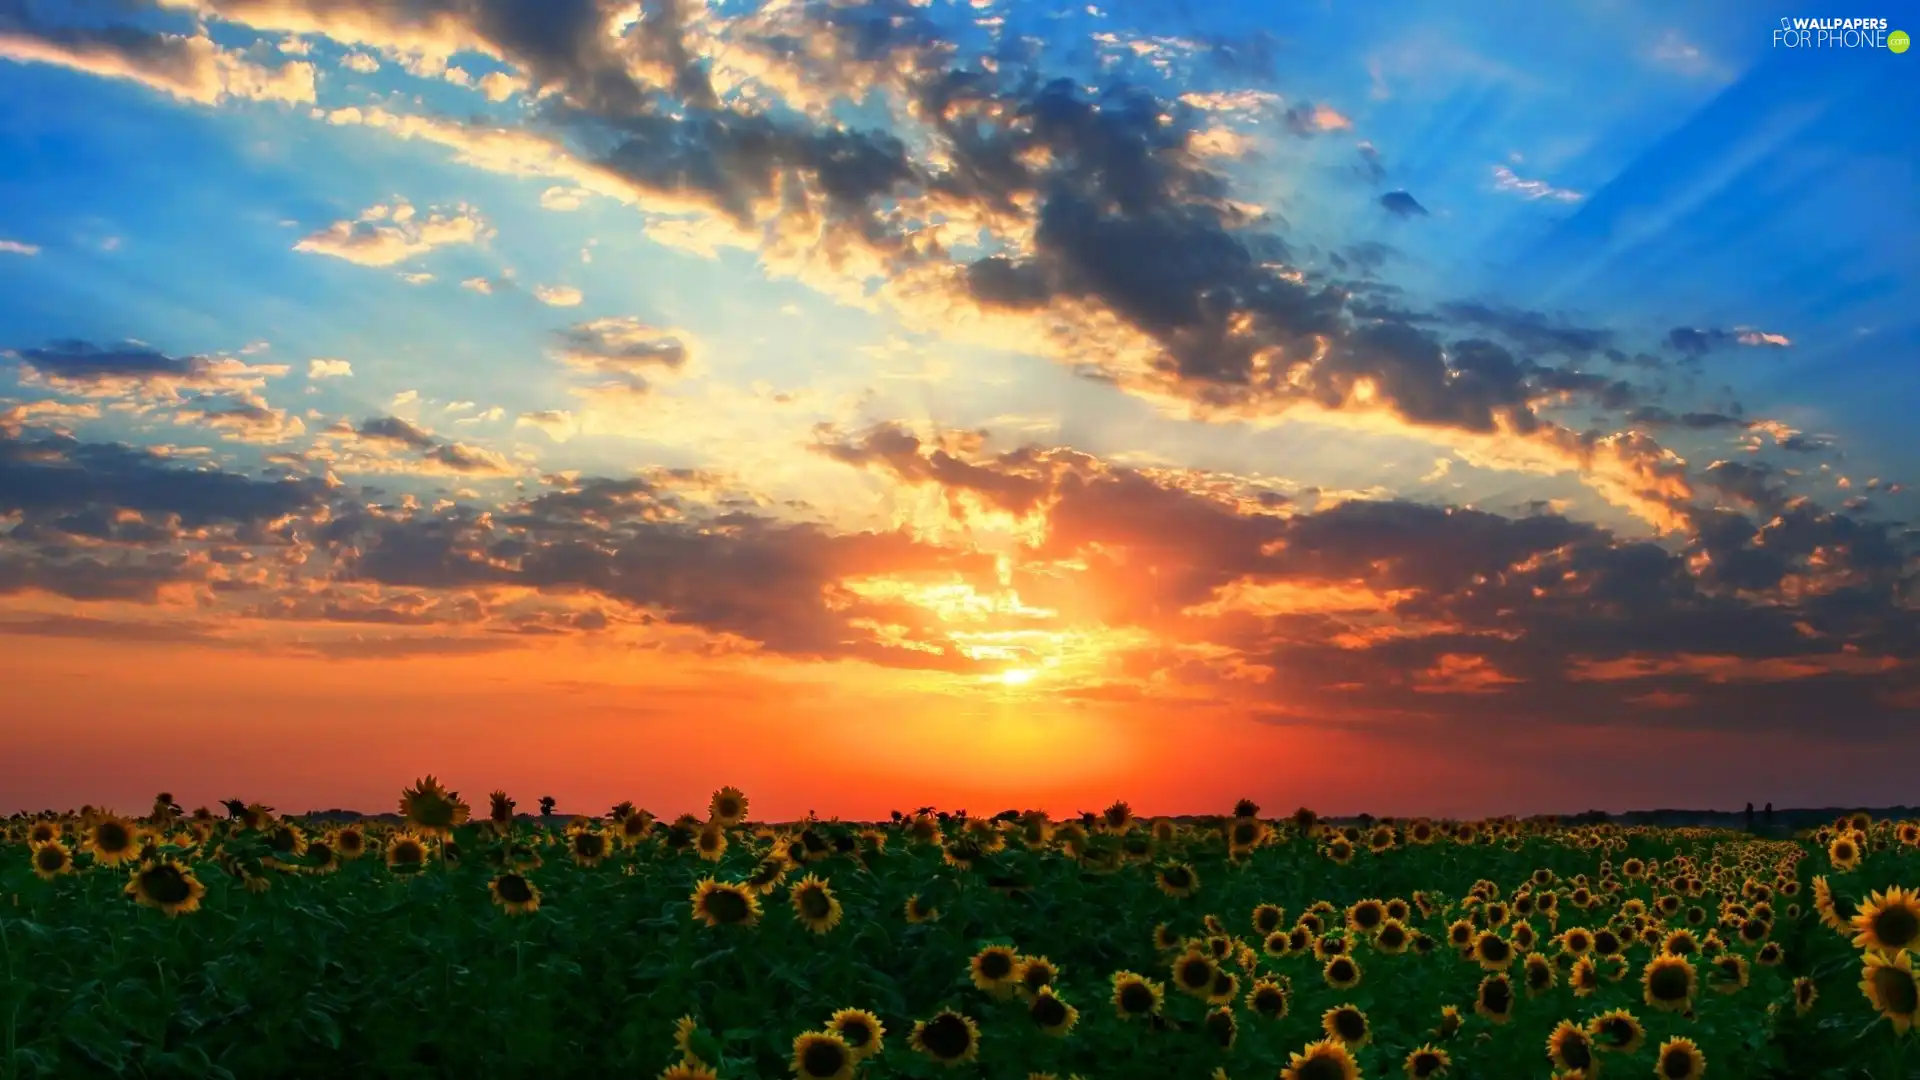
97,823 -> 131,851
799,888 -> 833,919
1481,980 -> 1512,1013
1354,905 -> 1381,928
838,1021 -> 872,1048
1254,989 -> 1284,1015
497,874 -> 534,903
1179,960 -> 1211,988
1031,995 -> 1068,1027
800,1040 -> 848,1077
706,888 -> 751,924
1329,959 -> 1355,983
1556,1033 -> 1592,1068
34,846 -> 65,871
1024,965 -> 1052,991
1648,964 -> 1692,1001
1118,982 -> 1154,1013
1874,968 -> 1920,1014
141,864 -> 193,904
920,1015 -> 972,1058
980,951 -> 1013,979
392,842 -> 424,865
1332,1010 -> 1366,1041
1412,1052 -> 1441,1077
1164,866 -> 1192,888
1872,906 -> 1920,948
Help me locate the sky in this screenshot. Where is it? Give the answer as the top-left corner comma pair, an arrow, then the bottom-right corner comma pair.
0,0 -> 1915,821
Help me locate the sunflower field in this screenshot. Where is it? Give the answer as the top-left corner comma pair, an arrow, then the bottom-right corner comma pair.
3,783 -> 1919,1079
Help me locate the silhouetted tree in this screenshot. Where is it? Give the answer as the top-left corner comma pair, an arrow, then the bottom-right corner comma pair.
538,795 -> 556,818
1764,802 -> 1774,826
1745,802 -> 1755,831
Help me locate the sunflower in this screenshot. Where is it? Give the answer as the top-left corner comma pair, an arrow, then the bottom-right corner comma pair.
563,825 -> 610,868
489,872 -> 541,915
1522,952 -> 1556,996
1586,1008 -> 1645,1054
1546,1020 -> 1594,1075
1323,956 -> 1361,990
659,1061 -> 719,1080
1324,838 -> 1354,864
487,790 -> 516,833
904,894 -> 940,924
1474,974 -> 1515,1024
398,775 -> 470,838
332,825 -> 368,860
266,822 -> 308,859
708,786 -> 749,827
1642,954 -> 1696,1013
1814,875 -> 1858,934
1706,953 -> 1748,995
814,1013 -> 878,1062
1653,1036 -> 1706,1080
86,815 -> 141,867
1661,929 -> 1698,956
125,858 -> 206,917
1347,898 -> 1385,935
1208,968 -> 1240,1005
30,840 -> 73,880
966,944 -> 1021,996
1111,971 -> 1165,1020
1021,949 -> 1067,991
691,877 -> 762,928
1280,1038 -> 1361,1080
1862,949 -> 1920,1033
1472,931 -> 1514,971
1738,917 -> 1771,945
789,874 -> 842,934
1793,976 -> 1819,1015
1253,903 -> 1287,935
1314,933 -> 1349,961
790,1031 -> 854,1080
1170,949 -> 1219,998
1156,862 -> 1199,898
1568,956 -> 1601,997
1375,919 -> 1410,954
1755,941 -> 1784,967
1852,887 -> 1920,955
27,820 -> 60,846
385,832 -> 429,873
305,840 -> 340,875
1434,1005 -> 1462,1040
1403,1045 -> 1450,1079
1321,1004 -> 1370,1048
910,1010 -> 979,1066
1828,834 -> 1862,871
1025,986 -> 1079,1037
1448,919 -> 1476,949
694,825 -> 728,863
1247,978 -> 1290,1019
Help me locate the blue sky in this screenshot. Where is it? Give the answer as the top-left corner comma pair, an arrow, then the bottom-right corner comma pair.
0,0 -> 1915,815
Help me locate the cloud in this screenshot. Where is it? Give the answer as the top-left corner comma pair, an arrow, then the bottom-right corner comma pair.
460,277 -> 494,294
307,358 -> 353,379
293,199 -> 489,267
533,284 -> 583,307
323,414 -> 515,476
0,239 -> 38,256
6,339 -> 287,401
549,318 -> 693,398
0,16 -> 315,106
1491,165 -> 1582,203
1283,102 -> 1352,136
339,50 -> 379,73
1667,326 -> 1794,356
174,393 -> 307,443
515,409 -> 578,442
539,186 -> 592,211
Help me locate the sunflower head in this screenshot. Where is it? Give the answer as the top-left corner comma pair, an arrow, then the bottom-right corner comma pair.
1280,1038 -> 1359,1080
790,1032 -> 854,1080
827,1008 -> 884,1059
1321,1004 -> 1370,1048
1642,954 -> 1697,1012
1172,950 -> 1218,996
904,893 -> 940,924
1028,987 -> 1079,1036
30,840 -> 74,880
1587,1007 -> 1645,1054
87,815 -> 141,867
1474,974 -> 1514,1023
1862,950 -> 1920,1033
1111,971 -> 1163,1020
1323,956 -> 1360,990
1853,887 -> 1920,955
1404,1045 -> 1450,1079
1793,975 -> 1819,1015
398,776 -> 471,837
909,1010 -> 980,1066
1247,977 -> 1289,1019
125,858 -> 206,917
1653,1036 -> 1707,1080
385,832 -> 429,873
708,785 -> 749,827
1156,861 -> 1198,898
489,872 -> 541,915
791,874 -> 843,934
1546,1020 -> 1593,1073
690,877 -> 761,928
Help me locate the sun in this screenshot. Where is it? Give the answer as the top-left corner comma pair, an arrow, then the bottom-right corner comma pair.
999,667 -> 1036,687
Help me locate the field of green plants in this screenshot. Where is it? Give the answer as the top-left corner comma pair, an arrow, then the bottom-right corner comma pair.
3,781 -> 1917,1079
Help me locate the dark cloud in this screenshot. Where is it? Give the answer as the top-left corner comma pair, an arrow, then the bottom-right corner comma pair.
0,428 -> 324,526
1666,326 -> 1793,356
1438,302 -> 1613,360
1378,190 -> 1427,218
1628,406 -> 1748,431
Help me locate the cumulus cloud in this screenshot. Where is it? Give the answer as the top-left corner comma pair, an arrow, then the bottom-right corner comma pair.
293,199 -> 489,267
0,15 -> 315,106
549,318 -> 693,398
307,358 -> 353,379
533,283 -> 583,307
5,340 -> 287,401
